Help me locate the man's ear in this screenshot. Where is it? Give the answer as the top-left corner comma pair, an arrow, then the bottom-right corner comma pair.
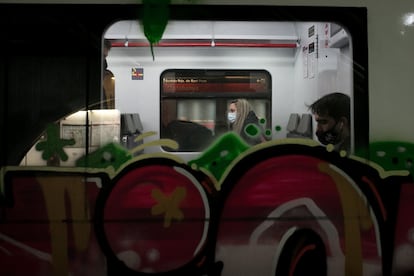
339,116 -> 349,128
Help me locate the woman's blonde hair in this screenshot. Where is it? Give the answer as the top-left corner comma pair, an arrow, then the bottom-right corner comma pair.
231,99 -> 253,134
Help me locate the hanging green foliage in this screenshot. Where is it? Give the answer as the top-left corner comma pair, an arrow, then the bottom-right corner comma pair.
141,0 -> 170,60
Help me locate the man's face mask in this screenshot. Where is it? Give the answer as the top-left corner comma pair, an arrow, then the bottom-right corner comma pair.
316,121 -> 342,145
227,112 -> 237,123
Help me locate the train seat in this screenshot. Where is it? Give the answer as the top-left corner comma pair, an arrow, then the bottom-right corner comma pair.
164,120 -> 214,152
286,113 -> 300,137
287,113 -> 313,138
121,113 -> 144,154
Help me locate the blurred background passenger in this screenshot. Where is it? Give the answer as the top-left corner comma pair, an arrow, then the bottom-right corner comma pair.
103,39 -> 115,109
228,98 -> 265,145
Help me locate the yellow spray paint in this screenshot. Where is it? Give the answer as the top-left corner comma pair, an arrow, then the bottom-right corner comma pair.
38,175 -> 90,276
318,162 -> 373,276
151,186 -> 187,228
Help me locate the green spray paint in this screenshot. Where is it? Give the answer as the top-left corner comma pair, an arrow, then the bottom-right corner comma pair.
141,0 -> 170,60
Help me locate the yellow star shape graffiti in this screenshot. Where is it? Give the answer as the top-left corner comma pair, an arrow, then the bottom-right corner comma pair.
151,186 -> 187,228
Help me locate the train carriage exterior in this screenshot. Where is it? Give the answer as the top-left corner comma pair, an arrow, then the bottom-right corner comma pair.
1,1 -> 414,276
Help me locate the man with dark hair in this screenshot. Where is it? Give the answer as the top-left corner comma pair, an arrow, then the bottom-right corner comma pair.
309,92 -> 351,153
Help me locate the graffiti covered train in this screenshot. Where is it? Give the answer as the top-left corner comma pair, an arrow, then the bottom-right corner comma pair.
1,2 -> 414,276
2,132 -> 414,275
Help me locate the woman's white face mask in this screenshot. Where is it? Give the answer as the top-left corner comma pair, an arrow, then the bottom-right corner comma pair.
227,112 -> 237,123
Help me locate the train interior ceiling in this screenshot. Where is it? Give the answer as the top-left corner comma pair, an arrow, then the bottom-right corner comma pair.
21,19 -> 353,166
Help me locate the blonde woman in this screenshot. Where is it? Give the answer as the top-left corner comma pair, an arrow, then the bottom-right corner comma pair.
227,99 -> 265,145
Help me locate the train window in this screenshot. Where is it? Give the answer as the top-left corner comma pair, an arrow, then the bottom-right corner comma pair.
103,20 -> 354,156
16,18 -> 356,166
160,69 -> 271,151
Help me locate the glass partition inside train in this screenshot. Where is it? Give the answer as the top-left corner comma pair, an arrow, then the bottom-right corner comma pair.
160,69 -> 272,151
